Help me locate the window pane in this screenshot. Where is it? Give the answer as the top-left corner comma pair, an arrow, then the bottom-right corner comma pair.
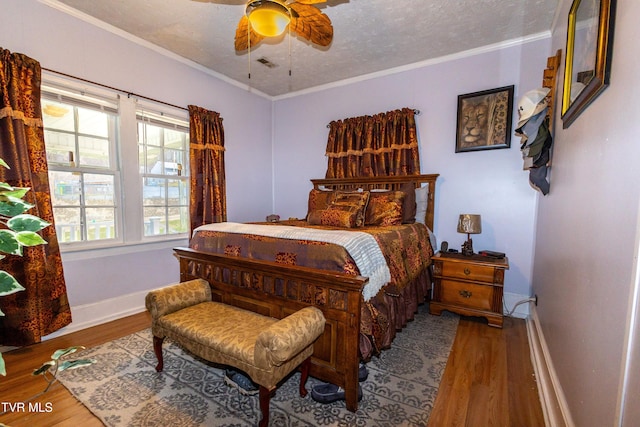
143,177 -> 166,205
164,149 -> 184,176
53,207 -> 81,243
145,146 -> 163,174
44,131 -> 76,165
168,207 -> 188,234
138,117 -> 189,238
43,85 -> 121,247
79,136 -> 110,168
49,171 -> 81,206
164,129 -> 184,149
144,207 -> 166,236
78,107 -> 109,137
42,101 -> 74,132
85,207 -> 116,241
138,143 -> 145,174
144,125 -> 162,147
167,179 -> 188,206
84,174 -> 114,206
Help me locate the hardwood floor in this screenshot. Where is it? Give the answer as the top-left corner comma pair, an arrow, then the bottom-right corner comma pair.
428,315 -> 545,426
0,311 -> 544,426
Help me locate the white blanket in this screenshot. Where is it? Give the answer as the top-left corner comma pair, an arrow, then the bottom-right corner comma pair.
193,222 -> 391,301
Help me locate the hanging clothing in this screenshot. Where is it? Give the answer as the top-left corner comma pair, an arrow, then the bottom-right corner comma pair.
515,97 -> 553,196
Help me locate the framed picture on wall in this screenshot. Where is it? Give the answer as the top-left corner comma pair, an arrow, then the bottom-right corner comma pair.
561,0 -> 616,128
455,85 -> 514,153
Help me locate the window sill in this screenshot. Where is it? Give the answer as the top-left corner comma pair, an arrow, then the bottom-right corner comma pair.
59,236 -> 189,261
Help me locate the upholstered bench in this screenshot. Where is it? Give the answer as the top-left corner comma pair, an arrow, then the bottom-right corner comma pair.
145,278 -> 326,427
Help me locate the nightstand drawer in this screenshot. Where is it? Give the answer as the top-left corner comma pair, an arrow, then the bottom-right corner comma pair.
440,262 -> 496,283
439,279 -> 493,310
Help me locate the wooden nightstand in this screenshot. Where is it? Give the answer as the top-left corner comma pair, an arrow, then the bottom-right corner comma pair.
429,252 -> 509,328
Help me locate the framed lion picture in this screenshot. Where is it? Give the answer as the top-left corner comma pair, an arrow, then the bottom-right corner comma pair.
455,85 -> 514,153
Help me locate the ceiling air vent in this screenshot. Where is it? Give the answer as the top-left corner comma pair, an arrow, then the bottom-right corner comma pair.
256,57 -> 278,68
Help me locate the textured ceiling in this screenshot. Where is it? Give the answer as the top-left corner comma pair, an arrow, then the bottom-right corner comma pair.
45,0 -> 558,97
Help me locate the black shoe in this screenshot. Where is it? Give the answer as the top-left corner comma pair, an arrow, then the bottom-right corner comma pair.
224,369 -> 259,396
359,363 -> 368,382
310,382 -> 363,404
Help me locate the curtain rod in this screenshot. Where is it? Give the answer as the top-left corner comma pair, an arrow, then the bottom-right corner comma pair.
326,109 -> 421,128
41,67 -> 188,112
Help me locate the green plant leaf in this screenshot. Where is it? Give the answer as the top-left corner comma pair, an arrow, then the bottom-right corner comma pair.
0,353 -> 5,376
51,346 -> 86,360
15,231 -> 47,247
0,198 -> 33,217
7,214 -> 50,233
58,359 -> 96,372
1,187 -> 29,200
0,271 -> 26,296
0,182 -> 13,191
0,158 -> 8,169
0,230 -> 21,255
32,360 -> 55,376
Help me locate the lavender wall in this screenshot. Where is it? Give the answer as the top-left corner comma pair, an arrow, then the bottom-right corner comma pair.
1,0 -> 273,328
272,39 -> 552,301
534,0 -> 640,425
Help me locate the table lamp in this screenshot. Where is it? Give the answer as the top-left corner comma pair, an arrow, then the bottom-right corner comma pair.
457,214 -> 482,256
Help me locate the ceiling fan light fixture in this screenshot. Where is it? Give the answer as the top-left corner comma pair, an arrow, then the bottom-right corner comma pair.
246,0 -> 291,37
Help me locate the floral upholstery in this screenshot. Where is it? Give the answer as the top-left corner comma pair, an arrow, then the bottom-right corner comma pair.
145,278 -> 212,321
365,191 -> 405,226
145,279 -> 326,390
307,205 -> 360,228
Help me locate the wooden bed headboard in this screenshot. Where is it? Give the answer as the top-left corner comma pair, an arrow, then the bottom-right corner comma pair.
310,174 -> 439,231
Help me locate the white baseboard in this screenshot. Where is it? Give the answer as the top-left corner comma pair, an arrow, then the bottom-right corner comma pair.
527,306 -> 575,427
42,290 -> 150,341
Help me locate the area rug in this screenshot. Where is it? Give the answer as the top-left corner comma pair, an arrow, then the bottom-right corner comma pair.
57,304 -> 459,426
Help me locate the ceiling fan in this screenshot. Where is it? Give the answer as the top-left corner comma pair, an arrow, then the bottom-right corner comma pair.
234,0 -> 333,51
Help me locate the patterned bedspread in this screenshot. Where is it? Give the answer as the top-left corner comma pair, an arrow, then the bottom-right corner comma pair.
189,219 -> 434,358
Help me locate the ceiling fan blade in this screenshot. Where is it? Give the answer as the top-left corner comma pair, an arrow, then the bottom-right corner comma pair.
234,15 -> 265,51
289,3 -> 333,47
293,0 -> 327,4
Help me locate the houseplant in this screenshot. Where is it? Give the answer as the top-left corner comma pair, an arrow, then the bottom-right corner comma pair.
1,157 -> 94,382
0,157 -> 49,376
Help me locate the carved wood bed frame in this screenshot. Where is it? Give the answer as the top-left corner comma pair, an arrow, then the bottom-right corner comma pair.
174,174 -> 438,412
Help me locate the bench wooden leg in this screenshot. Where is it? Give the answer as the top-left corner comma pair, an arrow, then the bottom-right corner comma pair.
152,335 -> 165,372
258,386 -> 273,427
299,357 -> 311,397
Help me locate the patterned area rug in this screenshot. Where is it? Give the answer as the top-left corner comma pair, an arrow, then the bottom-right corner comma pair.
57,305 -> 459,426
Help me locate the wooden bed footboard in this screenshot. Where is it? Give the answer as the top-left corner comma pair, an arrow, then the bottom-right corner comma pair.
173,247 -> 367,412
174,174 -> 439,411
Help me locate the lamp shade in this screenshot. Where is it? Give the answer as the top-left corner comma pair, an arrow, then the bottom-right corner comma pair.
247,0 -> 291,37
457,214 -> 482,234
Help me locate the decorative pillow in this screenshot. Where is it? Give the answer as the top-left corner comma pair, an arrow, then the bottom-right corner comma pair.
306,189 -> 335,219
415,184 -> 429,225
399,182 -> 417,223
331,190 -> 370,227
365,191 -> 405,226
308,205 -> 360,228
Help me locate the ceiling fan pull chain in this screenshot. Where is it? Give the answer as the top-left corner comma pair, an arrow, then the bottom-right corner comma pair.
288,24 -> 292,77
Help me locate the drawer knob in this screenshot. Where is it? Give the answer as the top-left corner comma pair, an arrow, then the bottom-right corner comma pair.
459,290 -> 472,298
464,268 -> 471,276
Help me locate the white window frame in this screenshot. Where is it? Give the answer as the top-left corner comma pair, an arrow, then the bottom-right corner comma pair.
136,105 -> 190,240
41,74 -> 190,254
42,82 -> 123,249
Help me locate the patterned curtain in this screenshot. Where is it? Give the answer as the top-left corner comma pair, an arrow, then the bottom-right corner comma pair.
188,105 -> 226,235
0,48 -> 71,346
325,107 -> 421,178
